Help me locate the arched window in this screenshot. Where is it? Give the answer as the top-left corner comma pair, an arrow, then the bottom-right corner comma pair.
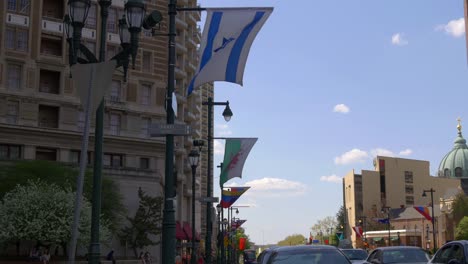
455,167 -> 463,177
444,169 -> 451,177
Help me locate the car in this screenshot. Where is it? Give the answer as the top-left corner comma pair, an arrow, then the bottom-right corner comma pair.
341,248 -> 368,264
364,246 -> 430,264
265,245 -> 352,264
428,240 -> 468,264
243,249 -> 257,264
257,246 -> 279,264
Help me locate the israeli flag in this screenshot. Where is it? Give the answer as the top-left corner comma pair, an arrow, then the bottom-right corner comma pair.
187,7 -> 273,95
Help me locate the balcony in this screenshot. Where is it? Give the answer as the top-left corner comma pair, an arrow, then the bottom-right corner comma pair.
41,19 -> 63,34
40,36 -> 63,57
175,16 -> 188,29
6,13 -> 29,27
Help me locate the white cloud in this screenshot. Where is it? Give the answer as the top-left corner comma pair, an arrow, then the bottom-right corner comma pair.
391,33 -> 408,46
399,149 -> 413,156
242,177 -> 307,197
334,149 -> 369,165
370,148 -> 395,157
320,174 -> 343,183
215,124 -> 232,136
436,18 -> 465,38
214,139 -> 224,156
333,104 -> 350,114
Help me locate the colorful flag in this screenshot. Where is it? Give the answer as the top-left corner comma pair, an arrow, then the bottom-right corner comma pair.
352,226 -> 363,238
414,206 -> 432,221
232,219 -> 247,230
220,138 -> 257,187
187,7 -> 273,95
220,187 -> 250,208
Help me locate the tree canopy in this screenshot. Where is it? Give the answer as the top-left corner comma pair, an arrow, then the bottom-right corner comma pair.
0,160 -> 125,231
455,216 -> 468,240
452,193 -> 468,225
0,179 -> 111,247
277,234 -> 306,246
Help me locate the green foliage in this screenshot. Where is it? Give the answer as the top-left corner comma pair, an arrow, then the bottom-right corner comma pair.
277,234 -> 306,246
0,160 -> 125,231
119,188 -> 163,257
336,206 -> 346,231
234,227 -> 252,250
455,216 -> 468,240
452,193 -> 468,225
0,179 -> 111,246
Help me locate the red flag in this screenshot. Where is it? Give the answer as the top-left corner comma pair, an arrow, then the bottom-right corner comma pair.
352,226 -> 363,238
239,237 -> 246,250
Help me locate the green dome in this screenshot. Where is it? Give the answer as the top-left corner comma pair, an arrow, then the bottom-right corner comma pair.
438,122 -> 468,178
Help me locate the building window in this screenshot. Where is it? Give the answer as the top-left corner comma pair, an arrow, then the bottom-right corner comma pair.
86,4 -> 97,29
7,0 -> 30,14
107,8 -> 123,34
42,0 -> 63,19
140,84 -> 151,105
39,69 -> 60,94
70,150 -> 92,164
6,102 -> 19,125
455,167 -> 463,177
103,153 -> 123,167
40,36 -> 62,56
7,64 -> 22,91
140,157 -> 149,169
77,110 -> 85,131
109,113 -> 121,135
405,185 -> 414,195
0,144 -> 21,159
38,105 -> 59,128
142,51 -> 152,72
405,196 -> 414,205
109,80 -> 121,102
36,147 -> 56,161
444,168 -> 451,177
5,27 -> 28,52
404,171 -> 413,184
141,117 -> 150,137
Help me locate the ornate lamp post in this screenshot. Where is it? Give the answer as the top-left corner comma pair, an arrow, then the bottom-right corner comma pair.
422,188 -> 436,252
202,98 -> 233,264
188,150 -> 200,264
64,1 -> 161,263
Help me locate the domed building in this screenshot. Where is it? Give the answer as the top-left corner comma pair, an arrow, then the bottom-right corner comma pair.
438,119 -> 468,178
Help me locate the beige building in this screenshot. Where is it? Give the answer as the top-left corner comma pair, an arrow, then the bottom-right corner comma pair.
0,0 -> 213,259
343,156 -> 461,249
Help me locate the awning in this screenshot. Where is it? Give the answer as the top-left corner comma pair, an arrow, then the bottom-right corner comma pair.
176,221 -> 187,240
183,221 -> 193,241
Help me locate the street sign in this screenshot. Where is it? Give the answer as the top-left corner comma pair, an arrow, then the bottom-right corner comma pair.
198,197 -> 219,203
150,123 -> 192,137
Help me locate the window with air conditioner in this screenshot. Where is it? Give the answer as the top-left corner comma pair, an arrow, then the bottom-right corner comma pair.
7,64 -> 22,91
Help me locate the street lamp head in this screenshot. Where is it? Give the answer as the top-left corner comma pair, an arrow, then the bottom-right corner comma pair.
216,204 -> 222,213
125,0 -> 146,30
143,10 -> 163,30
236,208 -> 239,214
222,102 -> 233,122
63,14 -> 73,39
118,17 -> 131,45
188,149 -> 200,167
68,0 -> 91,25
422,191 -> 427,197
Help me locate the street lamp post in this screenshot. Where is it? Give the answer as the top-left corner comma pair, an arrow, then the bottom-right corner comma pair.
189,150 -> 200,264
422,188 -> 436,252
216,204 -> 222,264
359,216 -> 367,245
64,1 -> 161,263
202,97 -> 233,264
381,206 -> 391,246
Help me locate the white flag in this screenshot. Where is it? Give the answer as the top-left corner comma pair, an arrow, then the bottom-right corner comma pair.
187,7 -> 273,95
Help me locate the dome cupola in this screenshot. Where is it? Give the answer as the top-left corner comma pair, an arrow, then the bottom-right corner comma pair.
438,118 -> 468,178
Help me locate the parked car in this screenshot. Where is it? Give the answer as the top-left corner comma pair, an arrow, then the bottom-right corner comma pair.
341,248 -> 368,264
257,246 -> 279,264
266,245 -> 351,264
243,249 -> 257,264
365,246 -> 429,264
428,240 -> 468,264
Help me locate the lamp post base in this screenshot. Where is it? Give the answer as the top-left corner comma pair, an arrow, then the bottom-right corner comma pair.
88,243 -> 100,264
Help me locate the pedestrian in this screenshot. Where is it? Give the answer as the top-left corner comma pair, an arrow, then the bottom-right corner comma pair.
139,252 -> 146,264
40,249 -> 50,264
106,249 -> 116,264
144,251 -> 152,264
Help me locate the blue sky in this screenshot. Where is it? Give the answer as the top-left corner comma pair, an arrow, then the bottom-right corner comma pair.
197,0 -> 468,245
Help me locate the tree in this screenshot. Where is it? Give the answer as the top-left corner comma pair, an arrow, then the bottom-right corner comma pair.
0,180 -> 111,253
311,216 -> 337,236
0,160 -> 125,231
277,234 -> 306,246
452,193 -> 468,225
119,188 -> 163,257
336,206 -> 346,231
455,216 -> 468,240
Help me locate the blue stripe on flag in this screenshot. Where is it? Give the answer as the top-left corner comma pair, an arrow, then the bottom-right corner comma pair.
187,12 -> 222,95
226,11 -> 265,82
200,12 -> 223,70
